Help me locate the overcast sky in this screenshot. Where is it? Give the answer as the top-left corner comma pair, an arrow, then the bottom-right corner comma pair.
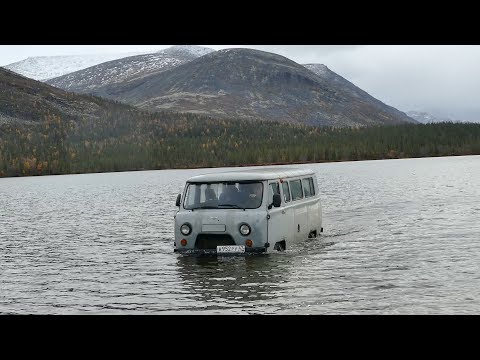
1,45 -> 479,121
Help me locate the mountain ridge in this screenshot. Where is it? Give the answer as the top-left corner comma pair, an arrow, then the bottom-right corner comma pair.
46,45 -> 215,94
406,110 -> 463,124
0,67 -> 138,127
3,52 -> 148,80
84,48 -> 414,127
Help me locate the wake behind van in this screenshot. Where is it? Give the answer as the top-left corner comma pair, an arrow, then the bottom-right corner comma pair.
174,168 -> 322,255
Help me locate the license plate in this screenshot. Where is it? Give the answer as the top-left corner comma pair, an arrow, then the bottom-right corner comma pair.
202,224 -> 226,232
217,245 -> 245,254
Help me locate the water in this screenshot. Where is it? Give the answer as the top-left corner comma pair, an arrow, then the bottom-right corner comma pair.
1,156 -> 480,314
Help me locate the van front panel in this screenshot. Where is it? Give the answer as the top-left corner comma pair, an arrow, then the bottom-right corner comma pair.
175,204 -> 268,254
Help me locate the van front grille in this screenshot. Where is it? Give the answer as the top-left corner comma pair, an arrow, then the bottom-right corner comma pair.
195,234 -> 236,249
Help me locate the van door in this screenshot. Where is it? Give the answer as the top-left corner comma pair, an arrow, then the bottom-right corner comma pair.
289,178 -> 308,242
280,179 -> 295,247
267,181 -> 289,250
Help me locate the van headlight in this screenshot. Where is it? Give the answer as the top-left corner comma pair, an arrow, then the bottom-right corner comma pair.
239,224 -> 251,236
180,223 -> 192,235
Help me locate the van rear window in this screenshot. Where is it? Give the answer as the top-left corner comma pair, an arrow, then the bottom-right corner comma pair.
290,179 -> 303,201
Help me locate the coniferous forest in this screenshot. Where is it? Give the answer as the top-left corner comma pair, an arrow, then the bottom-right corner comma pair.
1,110 -> 480,177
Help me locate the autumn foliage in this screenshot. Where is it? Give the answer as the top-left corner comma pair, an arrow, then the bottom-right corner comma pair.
1,110 -> 480,178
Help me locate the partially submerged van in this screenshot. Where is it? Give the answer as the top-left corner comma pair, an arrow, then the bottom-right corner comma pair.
174,168 -> 322,255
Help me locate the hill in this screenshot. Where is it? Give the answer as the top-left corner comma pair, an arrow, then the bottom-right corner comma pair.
79,48 -> 414,127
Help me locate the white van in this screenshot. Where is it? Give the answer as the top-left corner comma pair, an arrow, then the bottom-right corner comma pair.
174,168 -> 322,254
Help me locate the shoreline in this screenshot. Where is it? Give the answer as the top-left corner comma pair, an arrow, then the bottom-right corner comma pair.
1,153 -> 478,179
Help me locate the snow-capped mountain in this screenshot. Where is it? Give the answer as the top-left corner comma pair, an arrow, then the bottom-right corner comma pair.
3,52 -> 147,81
46,45 -> 215,95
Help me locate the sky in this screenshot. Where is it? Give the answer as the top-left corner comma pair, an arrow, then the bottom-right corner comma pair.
1,45 -> 479,122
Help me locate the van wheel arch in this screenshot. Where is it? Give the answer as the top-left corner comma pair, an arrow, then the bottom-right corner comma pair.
273,240 -> 286,251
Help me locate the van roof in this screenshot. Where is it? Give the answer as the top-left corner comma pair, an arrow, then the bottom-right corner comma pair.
186,167 -> 315,183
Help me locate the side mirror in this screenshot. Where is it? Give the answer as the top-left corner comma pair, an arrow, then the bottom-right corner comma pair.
175,194 -> 181,207
273,193 -> 281,208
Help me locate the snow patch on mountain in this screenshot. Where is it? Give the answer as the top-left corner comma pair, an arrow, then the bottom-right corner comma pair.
160,45 -> 214,57
47,46 -> 216,93
3,52 -> 147,81
304,63 -> 330,77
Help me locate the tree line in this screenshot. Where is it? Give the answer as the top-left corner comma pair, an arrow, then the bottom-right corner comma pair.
1,110 -> 479,177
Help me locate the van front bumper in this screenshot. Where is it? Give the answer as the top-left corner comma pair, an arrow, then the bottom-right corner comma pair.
174,247 -> 267,255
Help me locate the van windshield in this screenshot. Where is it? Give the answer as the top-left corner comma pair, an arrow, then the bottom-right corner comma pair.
184,182 -> 263,210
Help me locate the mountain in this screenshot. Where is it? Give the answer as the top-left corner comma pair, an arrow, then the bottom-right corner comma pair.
406,110 -> 461,124
0,67 -> 136,126
46,45 -> 215,95
2,52 -> 146,81
3,67 -> 480,178
78,48 -> 414,127
304,63 -> 418,124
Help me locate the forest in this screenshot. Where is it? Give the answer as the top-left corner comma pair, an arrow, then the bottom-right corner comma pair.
1,110 -> 479,177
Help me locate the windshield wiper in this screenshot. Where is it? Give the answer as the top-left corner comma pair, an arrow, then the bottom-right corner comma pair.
218,203 -> 244,209
191,206 -> 219,210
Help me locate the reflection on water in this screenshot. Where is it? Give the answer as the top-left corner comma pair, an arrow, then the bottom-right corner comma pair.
1,156 -> 480,314
174,238 -> 338,314
175,255 -> 284,314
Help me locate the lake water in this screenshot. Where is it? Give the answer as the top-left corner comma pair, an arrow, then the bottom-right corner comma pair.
1,155 -> 479,314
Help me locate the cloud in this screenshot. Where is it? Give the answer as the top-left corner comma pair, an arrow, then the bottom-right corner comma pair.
206,45 -> 364,63
316,45 -> 480,121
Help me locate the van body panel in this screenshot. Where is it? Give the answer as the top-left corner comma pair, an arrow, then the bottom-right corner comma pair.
307,198 -> 321,235
293,201 -> 309,241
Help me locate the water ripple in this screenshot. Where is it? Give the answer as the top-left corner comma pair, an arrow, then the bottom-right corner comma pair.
1,156 -> 480,313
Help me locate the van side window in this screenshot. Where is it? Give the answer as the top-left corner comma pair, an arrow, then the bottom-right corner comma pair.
309,178 -> 316,196
302,177 -> 314,198
290,179 -> 303,201
268,182 -> 280,205
282,181 -> 291,202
